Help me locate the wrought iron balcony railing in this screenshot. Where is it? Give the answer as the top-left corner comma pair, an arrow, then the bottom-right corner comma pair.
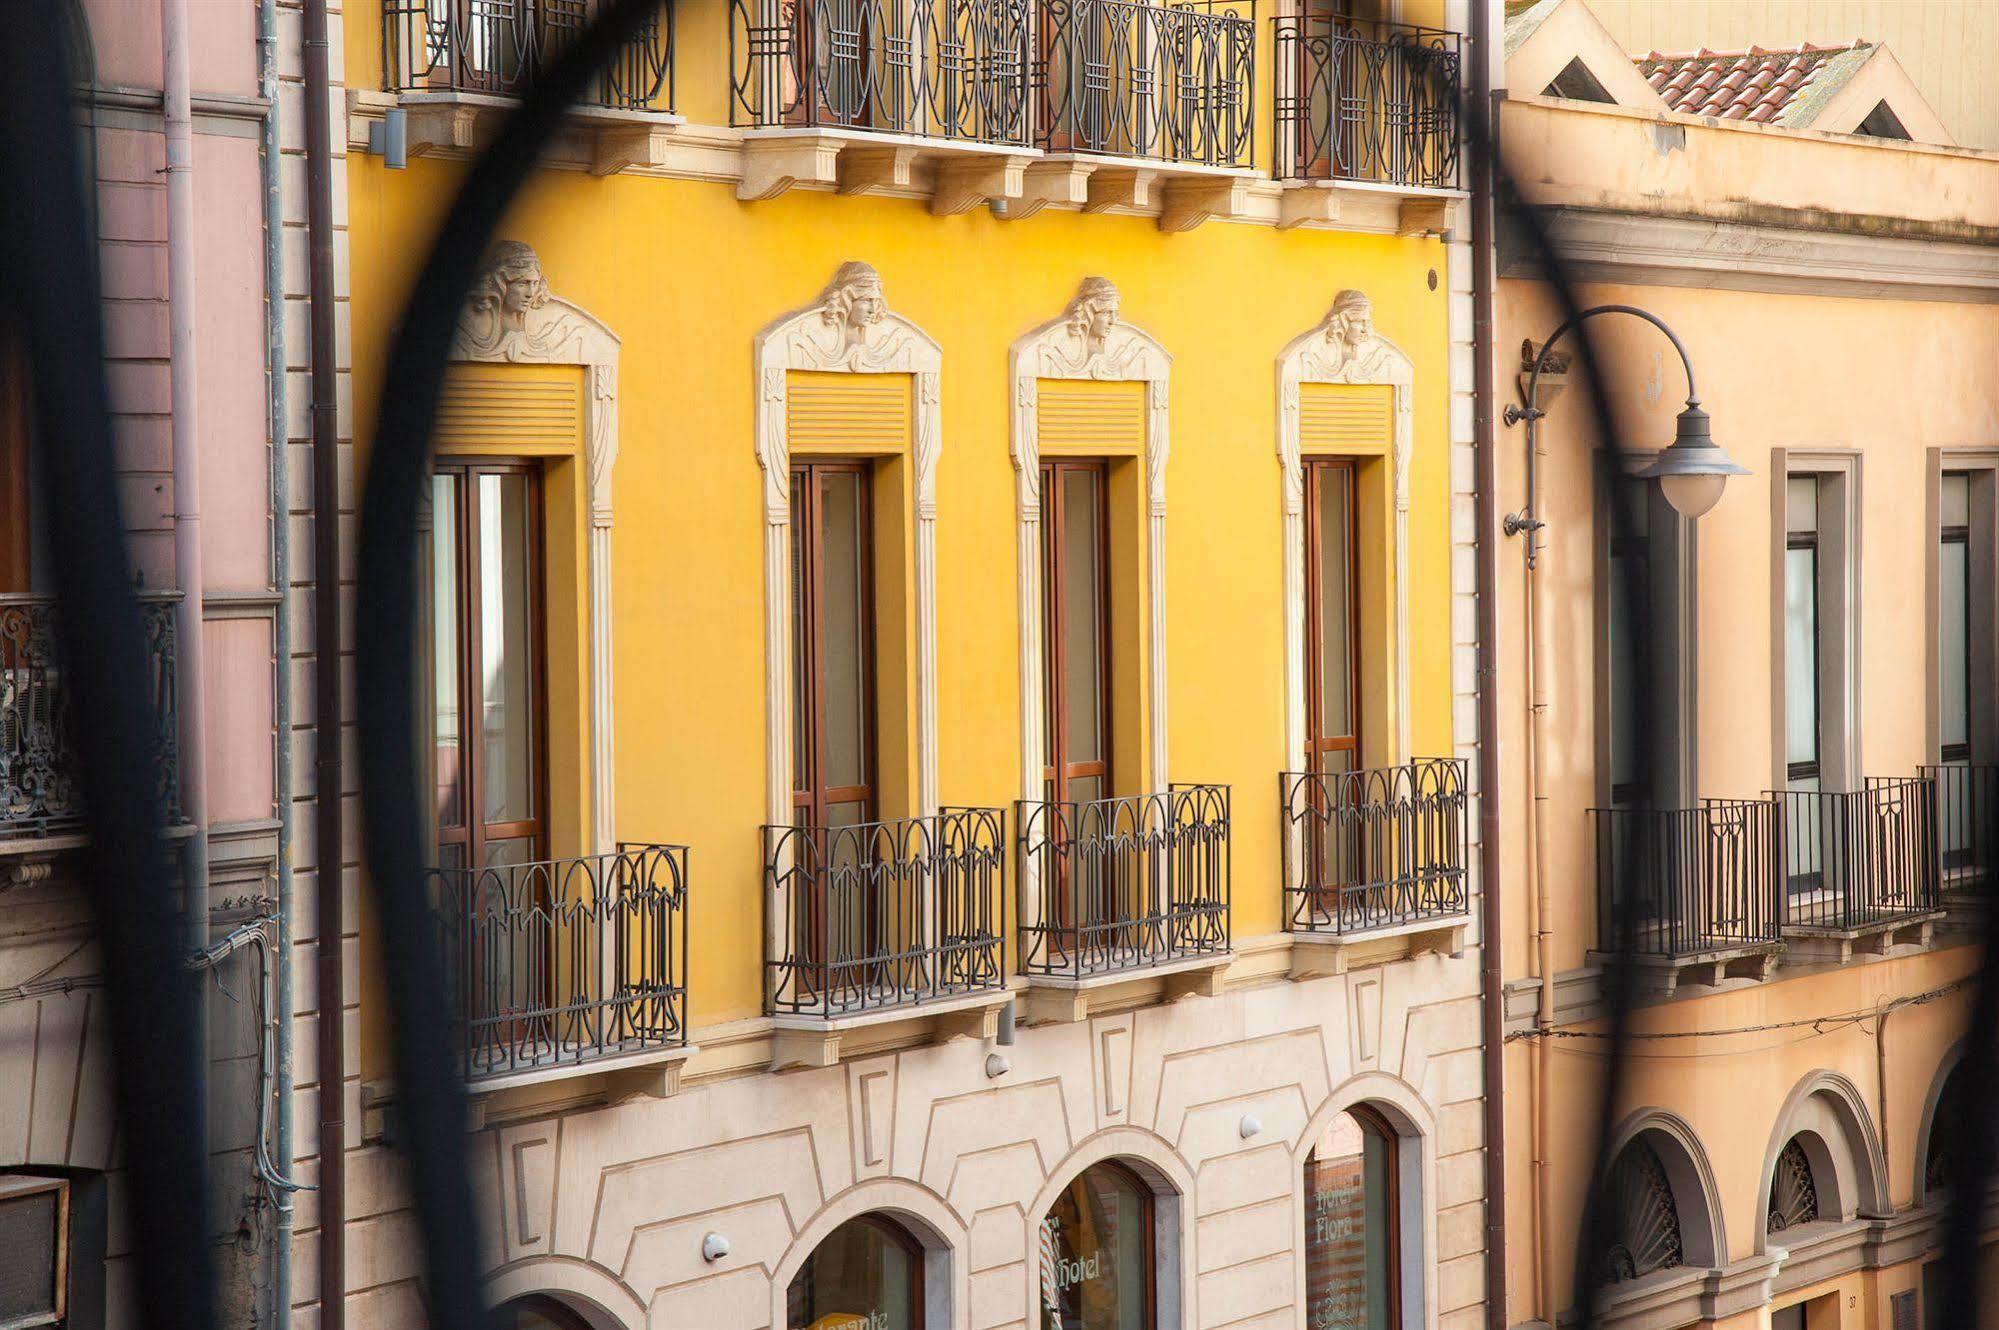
1,592 -> 181,838
730,0 -> 1031,143
1281,757 -> 1467,934
1592,799 -> 1782,958
764,809 -> 1008,1019
429,843 -> 689,1082
1271,12 -> 1460,187
1775,778 -> 1941,931
385,0 -> 675,112
1035,0 -> 1255,165
1018,784 -> 1230,979
1923,763 -> 1997,886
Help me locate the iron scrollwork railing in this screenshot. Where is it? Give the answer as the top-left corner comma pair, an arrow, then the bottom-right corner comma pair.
1,592 -> 181,836
730,0 -> 1031,143
1018,783 -> 1230,979
764,808 -> 1009,1018
385,0 -> 675,112
1591,798 -> 1782,957
429,843 -> 689,1081
1774,777 -> 1942,930
1924,763 -> 1997,886
1271,12 -> 1459,186
1281,757 -> 1467,933
1035,0 -> 1255,166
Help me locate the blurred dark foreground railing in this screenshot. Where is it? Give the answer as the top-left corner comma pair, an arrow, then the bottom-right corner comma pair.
1592,798 -> 1782,957
385,0 -> 676,111
1018,783 -> 1230,978
764,808 -> 1008,1018
1776,777 -> 1940,930
429,843 -> 689,1082
1,591 -> 181,836
1281,757 -> 1467,933
1271,12 -> 1460,186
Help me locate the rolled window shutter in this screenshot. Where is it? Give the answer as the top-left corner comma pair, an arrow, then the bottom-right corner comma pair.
434,362 -> 585,451
1299,383 -> 1394,452
786,371 -> 913,450
1036,378 -> 1146,450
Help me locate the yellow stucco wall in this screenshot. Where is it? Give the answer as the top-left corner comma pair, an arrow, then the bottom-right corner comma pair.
344,9 -> 1461,1057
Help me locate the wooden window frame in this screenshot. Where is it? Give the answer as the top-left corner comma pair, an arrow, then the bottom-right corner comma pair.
429,458 -> 550,870
1040,457 -> 1113,808
1303,1103 -> 1402,1330
1303,458 -> 1362,776
789,458 -> 878,831
1941,472 -> 1972,764
1,347 -> 32,592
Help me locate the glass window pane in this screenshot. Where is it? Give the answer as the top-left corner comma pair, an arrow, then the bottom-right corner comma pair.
1314,466 -> 1354,744
1062,468 -> 1104,766
479,472 -> 537,826
1942,538 -> 1970,750
1784,545 -> 1820,768
786,1217 -> 918,1330
1943,472 -> 1971,528
790,479 -> 808,797
1041,1162 -> 1150,1330
430,475 -> 464,831
820,470 -> 870,792
1786,475 -> 1819,535
1608,547 -> 1644,796
1305,1110 -> 1394,1330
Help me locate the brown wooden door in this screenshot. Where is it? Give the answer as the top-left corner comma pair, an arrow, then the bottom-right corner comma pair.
1041,458 -> 1111,809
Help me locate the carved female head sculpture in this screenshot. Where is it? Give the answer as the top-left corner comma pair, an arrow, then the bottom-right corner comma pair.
469,241 -> 550,338
1326,288 -> 1375,355
1063,276 -> 1122,359
817,261 -> 887,346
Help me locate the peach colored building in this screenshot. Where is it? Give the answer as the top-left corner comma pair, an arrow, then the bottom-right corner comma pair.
1494,3 -> 1999,1328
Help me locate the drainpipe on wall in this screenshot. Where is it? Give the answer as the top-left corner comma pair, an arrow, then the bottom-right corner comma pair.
302,0 -> 346,1326
1467,0 -> 1508,1323
256,0 -> 295,1320
161,0 -> 211,1194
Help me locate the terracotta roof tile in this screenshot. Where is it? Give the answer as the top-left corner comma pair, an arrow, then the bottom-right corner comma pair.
1633,40 -> 1873,124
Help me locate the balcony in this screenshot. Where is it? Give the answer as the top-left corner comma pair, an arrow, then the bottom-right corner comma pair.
1592,799 -> 1782,996
379,0 -> 679,171
1774,778 -> 1942,961
763,809 -> 1008,1060
1017,785 -> 1230,1010
1034,0 -> 1254,164
1281,758 -> 1467,972
1270,12 -> 1462,231
1,592 -> 181,845
1923,763 -> 1996,902
430,843 -> 690,1092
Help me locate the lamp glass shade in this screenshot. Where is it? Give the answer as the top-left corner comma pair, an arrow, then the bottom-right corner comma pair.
1657,471 -> 1727,520
1634,404 -> 1750,520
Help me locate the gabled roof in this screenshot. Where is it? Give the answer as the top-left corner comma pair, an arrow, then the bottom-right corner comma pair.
1637,41 -> 1873,126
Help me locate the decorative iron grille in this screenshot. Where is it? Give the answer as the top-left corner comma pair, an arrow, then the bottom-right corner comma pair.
1767,1137 -> 1822,1234
1017,783 -> 1230,979
429,842 -> 689,1080
1602,1137 -> 1683,1283
0,592 -> 180,836
1280,757 -> 1467,934
1591,798 -> 1782,957
729,0 -> 1031,143
764,808 -> 1008,1018
1774,777 -> 1941,930
1271,12 -> 1459,186
384,0 -> 675,111
1923,763 -> 1997,886
1034,0 -> 1255,165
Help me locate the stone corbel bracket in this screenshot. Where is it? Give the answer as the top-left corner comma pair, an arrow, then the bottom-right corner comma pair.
348,90 -> 686,177
738,128 -> 1032,213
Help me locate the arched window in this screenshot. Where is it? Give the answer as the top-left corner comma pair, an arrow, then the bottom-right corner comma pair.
1038,1159 -> 1154,1329
1304,1105 -> 1400,1329
495,1295 -> 598,1330
1603,1137 -> 1683,1283
787,1213 -> 925,1330
1768,1136 -> 1824,1235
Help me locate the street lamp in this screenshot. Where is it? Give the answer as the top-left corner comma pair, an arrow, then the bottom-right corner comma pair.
1502,304 -> 1749,557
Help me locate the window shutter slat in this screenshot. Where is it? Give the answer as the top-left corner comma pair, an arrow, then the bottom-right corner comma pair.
1299,383 -> 1394,452
1036,379 -> 1146,450
786,372 -> 913,450
434,363 -> 585,451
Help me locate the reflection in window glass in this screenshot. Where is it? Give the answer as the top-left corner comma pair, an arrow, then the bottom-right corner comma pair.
1039,1161 -> 1151,1330
1941,473 -> 1971,759
786,1215 -> 921,1330
480,472 -> 536,826
1304,1108 -> 1396,1330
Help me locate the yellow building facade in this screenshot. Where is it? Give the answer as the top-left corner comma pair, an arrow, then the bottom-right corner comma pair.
325,0 -> 1494,1326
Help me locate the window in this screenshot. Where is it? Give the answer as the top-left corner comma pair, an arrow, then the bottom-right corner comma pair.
0,345 -> 40,594
1039,1160 -> 1153,1330
1767,1136 -> 1824,1234
787,1215 -> 924,1330
426,460 -> 545,871
0,1174 -> 68,1329
1856,100 -> 1912,141
495,1296 -> 599,1330
1305,459 -> 1360,778
1543,57 -> 1616,104
1304,1106 -> 1399,1330
1042,459 -> 1111,810
1940,473 -> 1972,765
1606,476 -> 1650,806
790,459 -> 877,831
1784,475 -> 1824,791
1602,1138 -> 1682,1283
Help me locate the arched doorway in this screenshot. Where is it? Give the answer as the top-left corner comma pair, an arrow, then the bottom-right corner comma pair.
1303,1103 -> 1402,1330
1038,1158 -> 1156,1329
785,1212 -> 927,1330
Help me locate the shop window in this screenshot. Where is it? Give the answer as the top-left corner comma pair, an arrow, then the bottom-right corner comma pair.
790,459 -> 878,831
1038,1160 -> 1154,1330
1304,1105 -> 1399,1330
787,1214 -> 924,1330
